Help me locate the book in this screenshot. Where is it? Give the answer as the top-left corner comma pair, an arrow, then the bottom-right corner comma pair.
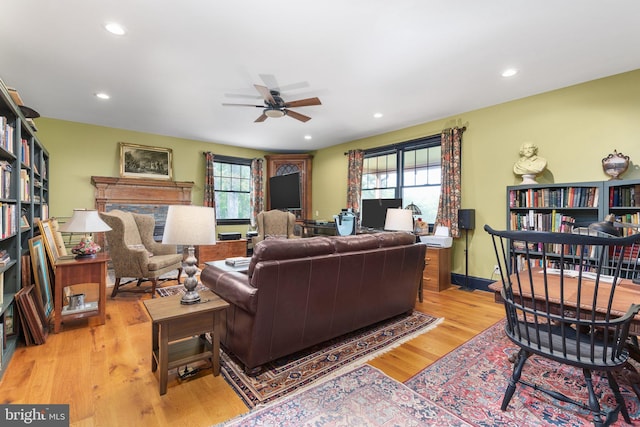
225,256 -> 251,266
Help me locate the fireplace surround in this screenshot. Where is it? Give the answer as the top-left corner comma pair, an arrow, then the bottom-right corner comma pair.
91,176 -> 194,247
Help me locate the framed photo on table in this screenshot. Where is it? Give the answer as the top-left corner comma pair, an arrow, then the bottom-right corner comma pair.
120,142 -> 173,180
28,236 -> 53,320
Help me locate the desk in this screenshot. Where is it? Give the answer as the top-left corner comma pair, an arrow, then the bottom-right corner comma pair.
488,269 -> 640,335
143,289 -> 229,395
301,222 -> 336,237
423,247 -> 451,292
54,253 -> 109,333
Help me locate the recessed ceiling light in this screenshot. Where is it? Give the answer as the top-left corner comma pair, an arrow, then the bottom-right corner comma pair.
373,113 -> 383,118
304,135 -> 312,140
95,92 -> 110,100
104,22 -> 126,36
501,68 -> 518,77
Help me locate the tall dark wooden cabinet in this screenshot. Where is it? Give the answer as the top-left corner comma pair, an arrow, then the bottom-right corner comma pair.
265,154 -> 312,221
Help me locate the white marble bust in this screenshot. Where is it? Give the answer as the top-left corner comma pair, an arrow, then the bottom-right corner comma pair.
513,142 -> 547,184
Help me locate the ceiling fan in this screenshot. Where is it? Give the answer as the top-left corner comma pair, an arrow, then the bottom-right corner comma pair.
223,84 -> 321,123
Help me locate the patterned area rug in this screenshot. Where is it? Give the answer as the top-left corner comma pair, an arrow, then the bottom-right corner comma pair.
155,282 -> 206,297
223,311 -> 442,408
406,320 -> 640,426
219,365 -> 470,427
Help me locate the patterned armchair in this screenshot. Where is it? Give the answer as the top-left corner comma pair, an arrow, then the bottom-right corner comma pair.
99,210 -> 183,297
252,210 -> 300,245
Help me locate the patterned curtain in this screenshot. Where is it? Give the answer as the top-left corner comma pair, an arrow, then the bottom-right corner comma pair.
435,127 -> 463,238
346,149 -> 364,212
250,158 -> 264,225
203,152 -> 215,208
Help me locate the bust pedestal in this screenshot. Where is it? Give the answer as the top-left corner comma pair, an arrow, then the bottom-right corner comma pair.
520,174 -> 538,185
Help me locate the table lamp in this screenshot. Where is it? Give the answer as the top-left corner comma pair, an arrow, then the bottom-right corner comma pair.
59,209 -> 112,258
162,205 -> 217,305
588,214 -> 622,237
384,208 -> 414,232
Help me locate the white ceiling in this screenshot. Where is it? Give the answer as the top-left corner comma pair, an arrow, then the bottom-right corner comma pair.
1,1 -> 639,152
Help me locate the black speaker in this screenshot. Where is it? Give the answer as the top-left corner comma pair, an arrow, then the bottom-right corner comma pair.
458,209 -> 476,230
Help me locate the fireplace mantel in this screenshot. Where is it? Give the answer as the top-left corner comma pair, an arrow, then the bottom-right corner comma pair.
91,176 -> 194,212
91,176 -> 194,247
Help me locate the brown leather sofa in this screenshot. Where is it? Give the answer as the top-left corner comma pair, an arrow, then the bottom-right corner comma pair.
200,232 -> 426,374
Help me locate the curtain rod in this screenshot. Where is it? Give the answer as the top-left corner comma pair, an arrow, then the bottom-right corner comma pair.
343,127 -> 466,155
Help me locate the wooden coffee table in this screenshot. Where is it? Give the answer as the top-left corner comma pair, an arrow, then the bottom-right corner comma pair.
143,289 -> 229,395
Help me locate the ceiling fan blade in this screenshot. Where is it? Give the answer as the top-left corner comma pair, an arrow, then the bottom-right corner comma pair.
254,84 -> 276,105
222,103 -> 263,107
284,97 -> 322,108
285,109 -> 311,122
254,113 -> 268,122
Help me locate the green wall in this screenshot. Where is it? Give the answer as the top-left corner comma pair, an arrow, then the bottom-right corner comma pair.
313,69 -> 640,279
37,69 -> 640,280
37,119 -> 267,234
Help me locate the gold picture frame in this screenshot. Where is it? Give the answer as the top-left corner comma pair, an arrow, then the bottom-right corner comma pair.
37,218 -> 59,268
119,142 -> 173,180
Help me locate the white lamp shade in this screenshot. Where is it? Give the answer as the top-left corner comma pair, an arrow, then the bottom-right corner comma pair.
384,208 -> 414,232
162,205 -> 217,245
59,209 -> 112,232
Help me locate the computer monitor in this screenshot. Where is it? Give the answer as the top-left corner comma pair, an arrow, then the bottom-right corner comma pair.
360,198 -> 403,230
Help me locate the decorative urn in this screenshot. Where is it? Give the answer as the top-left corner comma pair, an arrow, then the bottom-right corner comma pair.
602,150 -> 630,180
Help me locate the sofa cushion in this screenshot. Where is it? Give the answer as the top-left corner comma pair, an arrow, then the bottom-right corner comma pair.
248,237 -> 334,277
328,234 -> 380,252
375,231 -> 416,247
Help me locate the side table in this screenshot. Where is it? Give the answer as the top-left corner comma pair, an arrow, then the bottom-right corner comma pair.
54,253 -> 109,333
143,289 -> 229,395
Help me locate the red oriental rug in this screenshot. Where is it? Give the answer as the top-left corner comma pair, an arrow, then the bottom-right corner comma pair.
220,364 -> 469,426
220,311 -> 442,408
406,320 -> 640,426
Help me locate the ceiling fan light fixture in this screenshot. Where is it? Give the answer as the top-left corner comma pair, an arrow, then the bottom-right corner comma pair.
264,109 -> 285,118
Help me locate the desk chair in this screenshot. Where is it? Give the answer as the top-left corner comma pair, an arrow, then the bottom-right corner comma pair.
485,225 -> 640,426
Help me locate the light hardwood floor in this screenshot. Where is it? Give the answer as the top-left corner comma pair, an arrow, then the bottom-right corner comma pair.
0,281 -> 505,426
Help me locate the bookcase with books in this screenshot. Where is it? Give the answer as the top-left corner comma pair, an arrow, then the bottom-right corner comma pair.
507,182 -> 605,269
0,79 -> 49,379
605,179 -> 640,236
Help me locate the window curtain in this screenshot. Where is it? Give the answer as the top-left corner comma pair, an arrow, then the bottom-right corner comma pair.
204,152 -> 215,208
435,127 -> 463,238
250,158 -> 264,226
346,149 -> 364,212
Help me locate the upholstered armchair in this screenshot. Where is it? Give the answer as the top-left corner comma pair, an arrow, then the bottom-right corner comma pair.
99,210 -> 183,297
252,210 -> 300,245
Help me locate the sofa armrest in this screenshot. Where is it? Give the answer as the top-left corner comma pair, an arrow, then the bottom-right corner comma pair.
200,265 -> 258,314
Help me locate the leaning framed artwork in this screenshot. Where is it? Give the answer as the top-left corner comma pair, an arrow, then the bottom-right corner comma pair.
29,236 -> 53,320
37,218 -> 59,268
119,142 -> 173,180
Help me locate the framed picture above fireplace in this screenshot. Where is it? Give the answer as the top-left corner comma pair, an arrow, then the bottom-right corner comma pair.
119,142 -> 173,180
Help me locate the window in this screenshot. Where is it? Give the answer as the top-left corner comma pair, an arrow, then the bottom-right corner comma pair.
213,155 -> 252,224
362,135 -> 441,223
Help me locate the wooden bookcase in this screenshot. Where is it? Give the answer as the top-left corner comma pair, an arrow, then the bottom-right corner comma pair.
265,154 -> 312,221
0,79 -> 49,379
505,179 -> 640,272
605,178 -> 640,235
507,181 -> 604,233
